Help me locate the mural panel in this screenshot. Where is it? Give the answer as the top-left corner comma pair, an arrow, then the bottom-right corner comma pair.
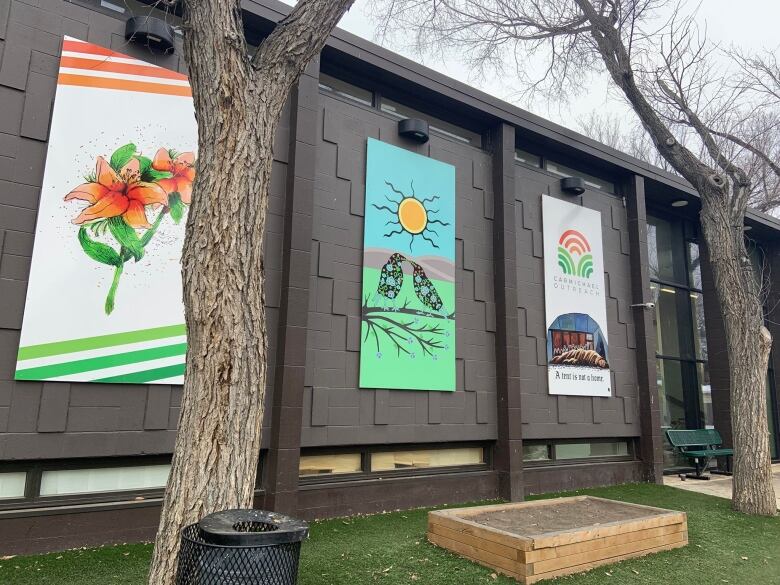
15,38 -> 196,384
542,195 -> 611,396
359,139 -> 456,391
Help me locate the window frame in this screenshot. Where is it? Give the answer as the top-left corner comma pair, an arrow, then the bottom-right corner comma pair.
0,456 -> 172,511
512,145 -> 619,197
647,212 -> 711,434
316,67 -> 486,149
521,439 -> 636,467
298,442 -> 491,486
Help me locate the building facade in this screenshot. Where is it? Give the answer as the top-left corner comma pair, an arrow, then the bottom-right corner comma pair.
0,0 -> 779,555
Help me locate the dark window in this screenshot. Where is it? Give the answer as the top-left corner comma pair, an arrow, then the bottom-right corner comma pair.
648,215 -> 712,470
379,97 -> 482,146
318,73 -> 373,107
514,148 -> 541,168
544,161 -> 615,194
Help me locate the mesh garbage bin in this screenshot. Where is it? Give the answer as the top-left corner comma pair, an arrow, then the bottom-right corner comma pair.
175,509 -> 308,585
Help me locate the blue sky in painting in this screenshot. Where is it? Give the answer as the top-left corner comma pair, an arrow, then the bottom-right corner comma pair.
364,138 -> 455,262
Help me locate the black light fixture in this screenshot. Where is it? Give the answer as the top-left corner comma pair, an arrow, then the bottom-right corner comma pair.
125,16 -> 175,53
560,177 -> 585,195
670,199 -> 688,208
398,118 -> 430,144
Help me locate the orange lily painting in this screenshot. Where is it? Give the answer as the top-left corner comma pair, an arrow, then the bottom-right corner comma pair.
65,143 -> 196,315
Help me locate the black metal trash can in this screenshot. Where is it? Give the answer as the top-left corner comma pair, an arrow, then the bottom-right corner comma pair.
175,509 -> 308,585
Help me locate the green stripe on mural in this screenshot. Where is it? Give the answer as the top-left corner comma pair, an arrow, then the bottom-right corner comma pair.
93,363 -> 186,384
15,343 -> 187,380
17,324 -> 187,360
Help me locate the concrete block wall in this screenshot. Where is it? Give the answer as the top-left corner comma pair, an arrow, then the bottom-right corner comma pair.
514,164 -> 641,440
300,93 -> 498,447
0,0 -> 287,460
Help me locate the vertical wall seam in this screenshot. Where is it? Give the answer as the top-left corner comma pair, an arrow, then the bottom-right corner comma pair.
491,122 -> 524,501
625,175 -> 664,483
264,58 -> 320,515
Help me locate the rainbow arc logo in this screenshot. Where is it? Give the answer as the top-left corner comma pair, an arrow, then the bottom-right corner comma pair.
557,229 -> 594,278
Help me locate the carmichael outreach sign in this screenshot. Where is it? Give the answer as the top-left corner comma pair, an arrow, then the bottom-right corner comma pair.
542,195 -> 612,397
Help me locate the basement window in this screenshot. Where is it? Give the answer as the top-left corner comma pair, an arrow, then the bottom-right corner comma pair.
299,453 -> 362,477
523,440 -> 633,464
371,447 -> 484,472
299,444 -> 489,482
555,441 -> 629,460
0,472 -> 26,499
39,464 -> 170,496
522,444 -> 551,462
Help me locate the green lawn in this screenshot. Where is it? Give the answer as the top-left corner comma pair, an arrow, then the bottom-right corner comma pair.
2,483 -> 779,584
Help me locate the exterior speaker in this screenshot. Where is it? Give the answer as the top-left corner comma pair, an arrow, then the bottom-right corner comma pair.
398,118 -> 430,144
560,176 -> 586,195
125,16 -> 175,53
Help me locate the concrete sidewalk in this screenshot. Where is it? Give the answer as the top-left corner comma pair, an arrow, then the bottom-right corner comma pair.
663,463 -> 780,509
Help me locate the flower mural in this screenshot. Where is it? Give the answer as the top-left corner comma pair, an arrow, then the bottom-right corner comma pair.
66,157 -> 168,228
65,143 -> 196,315
152,148 -> 196,204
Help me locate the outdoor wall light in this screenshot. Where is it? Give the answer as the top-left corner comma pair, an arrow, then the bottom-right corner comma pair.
670,199 -> 689,207
744,225 -> 753,231
125,16 -> 175,53
560,177 -> 585,195
398,118 -> 430,144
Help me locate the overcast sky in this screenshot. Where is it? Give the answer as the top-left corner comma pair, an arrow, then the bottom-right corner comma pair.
282,0 -> 780,136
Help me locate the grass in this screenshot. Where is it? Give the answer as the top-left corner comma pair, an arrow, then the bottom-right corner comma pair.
2,483 -> 779,584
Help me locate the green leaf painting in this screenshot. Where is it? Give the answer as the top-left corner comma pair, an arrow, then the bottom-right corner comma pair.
168,193 -> 185,224
78,228 -> 121,266
108,216 -> 144,261
109,143 -> 137,172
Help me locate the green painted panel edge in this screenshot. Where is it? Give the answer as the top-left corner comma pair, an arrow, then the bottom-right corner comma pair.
17,324 -> 187,360
15,343 -> 187,380
94,363 -> 186,384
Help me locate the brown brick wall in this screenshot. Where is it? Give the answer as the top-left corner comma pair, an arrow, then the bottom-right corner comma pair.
0,0 -> 287,460
300,93 -> 498,447
514,165 -> 641,440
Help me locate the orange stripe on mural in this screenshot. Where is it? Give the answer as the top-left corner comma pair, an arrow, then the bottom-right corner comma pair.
60,56 -> 188,81
57,73 -> 192,97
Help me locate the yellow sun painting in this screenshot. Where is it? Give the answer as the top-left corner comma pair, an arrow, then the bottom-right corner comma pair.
398,197 -> 428,234
375,180 -> 450,252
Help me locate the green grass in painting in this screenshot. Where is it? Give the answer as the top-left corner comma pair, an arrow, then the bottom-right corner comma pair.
4,484 -> 779,584
359,266 -> 455,391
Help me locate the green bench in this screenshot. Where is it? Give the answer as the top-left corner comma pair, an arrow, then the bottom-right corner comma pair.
666,429 -> 733,480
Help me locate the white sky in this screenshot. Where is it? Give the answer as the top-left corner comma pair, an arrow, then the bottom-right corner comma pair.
283,0 -> 780,135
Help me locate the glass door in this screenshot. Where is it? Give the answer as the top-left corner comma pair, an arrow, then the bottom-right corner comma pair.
648,215 -> 712,470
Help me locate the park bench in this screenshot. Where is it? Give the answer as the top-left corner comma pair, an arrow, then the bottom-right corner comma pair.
666,428 -> 733,480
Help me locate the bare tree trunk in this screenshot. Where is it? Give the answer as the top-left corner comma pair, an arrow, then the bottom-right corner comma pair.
700,193 -> 776,515
148,1 -> 354,583
569,0 -> 776,516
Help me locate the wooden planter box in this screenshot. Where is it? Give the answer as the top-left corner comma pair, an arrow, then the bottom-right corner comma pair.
428,496 -> 688,583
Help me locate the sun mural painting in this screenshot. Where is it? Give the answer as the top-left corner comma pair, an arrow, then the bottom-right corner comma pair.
359,139 -> 456,392
376,180 -> 449,252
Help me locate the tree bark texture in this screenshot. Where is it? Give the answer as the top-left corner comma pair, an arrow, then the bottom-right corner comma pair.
147,1 -> 355,583
572,0 -> 776,516
700,194 -> 776,516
